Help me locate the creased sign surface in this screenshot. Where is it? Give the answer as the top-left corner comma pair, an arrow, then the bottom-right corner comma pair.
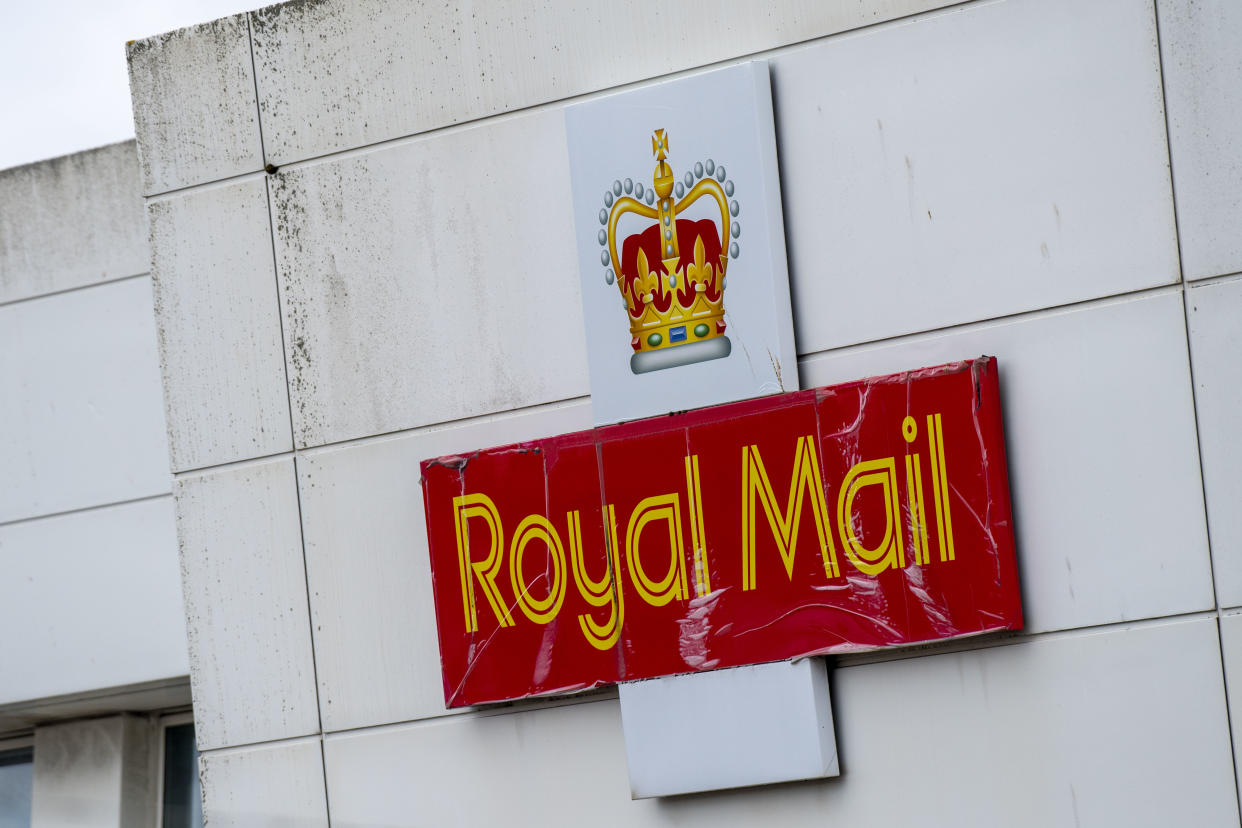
422,358 -> 1022,707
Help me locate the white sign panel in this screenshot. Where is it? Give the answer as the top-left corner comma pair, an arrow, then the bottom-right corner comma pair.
564,60 -> 826,799
565,61 -> 799,425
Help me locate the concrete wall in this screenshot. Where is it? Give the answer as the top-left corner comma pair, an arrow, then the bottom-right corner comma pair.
29,716 -> 154,828
128,0 -> 1242,824
0,141 -> 189,715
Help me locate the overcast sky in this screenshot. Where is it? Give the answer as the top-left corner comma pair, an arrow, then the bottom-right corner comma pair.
1,0 -> 260,170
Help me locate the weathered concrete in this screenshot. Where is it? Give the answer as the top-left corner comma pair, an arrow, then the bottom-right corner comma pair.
147,177 -> 292,472
127,14 -> 264,194
174,458 -> 319,751
248,0 -> 959,165
199,739 -> 328,828
0,141 -> 147,304
269,110 -> 588,448
30,716 -> 155,828
1157,0 -> 1242,281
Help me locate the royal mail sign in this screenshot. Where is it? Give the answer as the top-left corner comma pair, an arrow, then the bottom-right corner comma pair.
422,358 -> 1022,707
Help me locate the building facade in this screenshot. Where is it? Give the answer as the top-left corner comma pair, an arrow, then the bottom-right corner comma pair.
4,0 -> 1242,825
0,141 -> 198,825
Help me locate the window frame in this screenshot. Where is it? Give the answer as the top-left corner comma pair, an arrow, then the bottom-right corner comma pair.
153,711 -> 196,828
0,734 -> 33,753
0,733 -> 35,828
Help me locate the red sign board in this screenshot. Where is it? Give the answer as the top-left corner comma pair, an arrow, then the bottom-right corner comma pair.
422,358 -> 1022,707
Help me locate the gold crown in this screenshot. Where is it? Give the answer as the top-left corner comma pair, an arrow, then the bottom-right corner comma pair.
598,129 -> 741,374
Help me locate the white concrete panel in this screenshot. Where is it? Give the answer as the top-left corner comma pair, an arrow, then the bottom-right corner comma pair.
1158,0 -> 1242,281
322,619 -> 1236,827
0,498 -> 188,705
0,277 -> 170,523
298,402 -> 592,732
816,618 -> 1236,828
199,738 -> 328,828
801,291 -> 1212,634
249,0 -> 959,166
175,458 -> 319,750
774,0 -> 1179,353
1187,277 -> 1242,607
1218,611 -> 1242,797
127,14 -> 264,195
148,177 -> 292,472
323,700 -> 632,828
0,142 -> 148,304
620,660 -> 837,798
30,716 -> 154,828
271,111 -> 589,448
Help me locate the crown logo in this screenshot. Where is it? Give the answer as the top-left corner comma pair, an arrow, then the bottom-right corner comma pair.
597,129 -> 741,374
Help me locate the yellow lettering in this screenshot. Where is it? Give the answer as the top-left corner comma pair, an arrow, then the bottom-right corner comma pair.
837,458 -> 906,575
508,514 -> 567,625
905,453 -> 930,565
741,436 -> 840,590
902,416 -> 929,566
684,455 -> 712,596
568,507 -> 625,649
453,493 -> 514,632
625,494 -> 689,607
927,413 -> 956,562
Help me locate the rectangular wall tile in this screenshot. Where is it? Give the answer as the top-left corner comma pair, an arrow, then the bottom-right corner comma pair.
199,738 -> 328,828
0,277 -> 170,523
774,0 -> 1179,353
148,177 -> 292,471
271,111 -> 588,448
1188,277 -> 1242,607
298,402 -> 592,732
323,700 -> 631,828
0,498 -> 187,705
1218,611 -> 1242,798
175,458 -> 318,750
1157,0 -> 1242,281
127,14 -> 264,194
801,291 -> 1212,634
322,620 -> 1236,828
816,618 -> 1236,828
250,0 -> 958,166
0,141 -> 147,303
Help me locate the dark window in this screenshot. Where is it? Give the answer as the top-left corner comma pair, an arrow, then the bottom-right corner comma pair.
162,724 -> 202,828
0,747 -> 33,828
